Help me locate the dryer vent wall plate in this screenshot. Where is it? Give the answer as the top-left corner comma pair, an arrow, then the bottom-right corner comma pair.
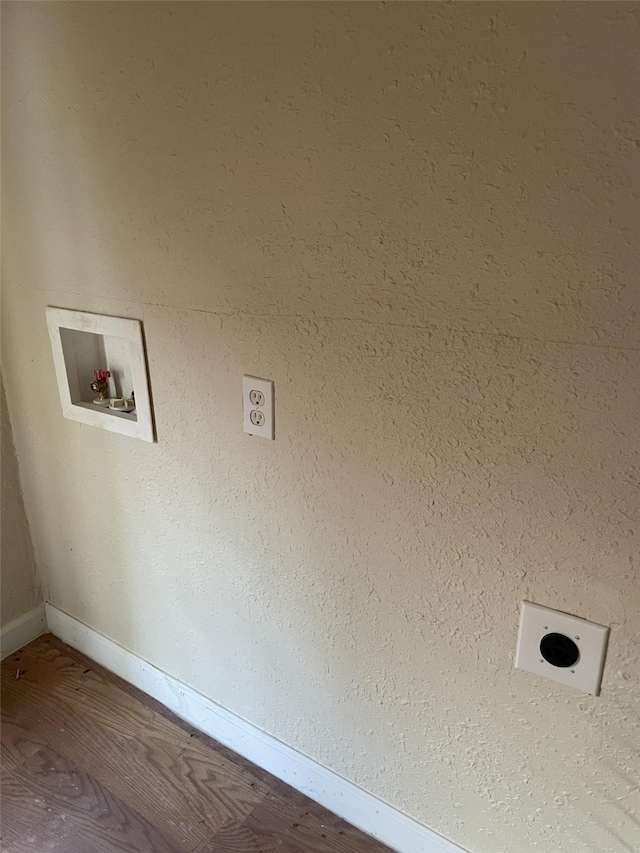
515,601 -> 610,696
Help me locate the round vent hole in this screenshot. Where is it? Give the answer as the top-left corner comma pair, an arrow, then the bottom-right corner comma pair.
540,633 -> 580,668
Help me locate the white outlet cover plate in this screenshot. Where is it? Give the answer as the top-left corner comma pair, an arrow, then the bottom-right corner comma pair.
515,601 -> 610,696
243,375 -> 274,440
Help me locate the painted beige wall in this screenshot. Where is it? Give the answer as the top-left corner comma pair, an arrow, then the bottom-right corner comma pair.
1,376 -> 41,625
2,3 -> 638,851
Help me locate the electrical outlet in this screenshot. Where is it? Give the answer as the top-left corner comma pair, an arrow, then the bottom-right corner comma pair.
515,601 -> 610,696
243,375 -> 274,439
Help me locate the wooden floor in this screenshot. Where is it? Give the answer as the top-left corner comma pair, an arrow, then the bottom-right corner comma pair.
1,635 -> 391,853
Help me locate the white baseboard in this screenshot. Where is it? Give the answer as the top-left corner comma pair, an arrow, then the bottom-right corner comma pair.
45,603 -> 466,853
1,603 -> 47,659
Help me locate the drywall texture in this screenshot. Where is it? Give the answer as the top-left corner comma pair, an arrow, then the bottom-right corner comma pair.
1,376 -> 41,625
2,3 -> 639,851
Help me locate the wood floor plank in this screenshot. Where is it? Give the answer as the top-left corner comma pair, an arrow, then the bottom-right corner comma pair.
52,669 -> 273,816
0,710 -> 196,851
51,667 -> 183,743
1,634 -> 391,853
3,640 -> 273,807
2,744 -> 179,852
191,822 -> 278,853
246,792 -> 392,853
1,680 -> 261,850
7,637 -> 89,688
42,635 -> 275,791
0,716 -> 42,774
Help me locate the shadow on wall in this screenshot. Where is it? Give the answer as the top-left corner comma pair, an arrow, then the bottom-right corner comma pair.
1,377 -> 42,625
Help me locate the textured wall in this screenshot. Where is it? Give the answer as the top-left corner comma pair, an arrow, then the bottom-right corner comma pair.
1,377 -> 41,625
2,3 -> 639,851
